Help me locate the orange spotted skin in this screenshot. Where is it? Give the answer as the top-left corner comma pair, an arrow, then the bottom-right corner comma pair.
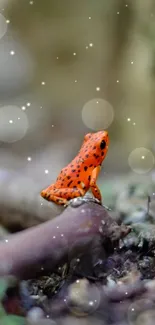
41,130 -> 109,205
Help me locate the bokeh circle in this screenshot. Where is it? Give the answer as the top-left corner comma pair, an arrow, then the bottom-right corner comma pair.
82,98 -> 114,130
64,279 -> 101,317
128,298 -> 154,325
0,105 -> 29,143
128,148 -> 155,174
0,14 -> 8,40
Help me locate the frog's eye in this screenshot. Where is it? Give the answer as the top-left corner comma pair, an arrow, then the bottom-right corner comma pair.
84,133 -> 92,142
100,139 -> 106,150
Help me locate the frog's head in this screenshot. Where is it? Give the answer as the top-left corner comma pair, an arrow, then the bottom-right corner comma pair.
81,130 -> 109,165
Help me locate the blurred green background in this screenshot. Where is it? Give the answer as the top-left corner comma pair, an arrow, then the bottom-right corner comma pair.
0,0 -> 155,222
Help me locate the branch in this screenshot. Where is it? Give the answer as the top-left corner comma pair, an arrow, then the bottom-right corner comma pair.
0,200 -> 130,279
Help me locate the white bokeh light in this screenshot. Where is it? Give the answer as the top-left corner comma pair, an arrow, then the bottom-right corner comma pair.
82,98 -> 114,130
10,50 -> 15,55
128,147 -> 155,174
0,14 -> 8,40
0,105 -> 29,143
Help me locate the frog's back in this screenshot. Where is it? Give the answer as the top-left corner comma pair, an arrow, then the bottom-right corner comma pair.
54,130 -> 109,189
54,156 -> 90,189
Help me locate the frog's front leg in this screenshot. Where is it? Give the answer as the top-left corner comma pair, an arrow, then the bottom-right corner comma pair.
41,186 -> 85,206
90,166 -> 102,202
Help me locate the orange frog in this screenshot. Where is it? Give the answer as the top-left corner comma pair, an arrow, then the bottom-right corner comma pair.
41,130 -> 109,205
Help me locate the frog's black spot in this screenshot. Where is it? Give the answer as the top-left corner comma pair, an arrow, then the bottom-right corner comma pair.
73,186 -> 77,189
101,151 -> 104,156
61,183 -> 63,186
78,169 -> 80,172
72,169 -> 76,172
85,154 -> 89,158
96,155 -> 99,159
100,140 -> 106,150
78,181 -> 81,184
67,176 -> 71,179
77,165 -> 80,168
76,174 -> 79,177
93,154 -> 97,158
93,146 -> 96,150
89,164 -> 93,167
68,180 -> 73,187
84,166 -> 88,171
67,196 -> 71,200
88,175 -> 91,181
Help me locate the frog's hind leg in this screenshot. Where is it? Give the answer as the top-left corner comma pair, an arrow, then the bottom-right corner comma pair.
43,193 -> 68,205
40,184 -> 57,201
41,186 -> 85,206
